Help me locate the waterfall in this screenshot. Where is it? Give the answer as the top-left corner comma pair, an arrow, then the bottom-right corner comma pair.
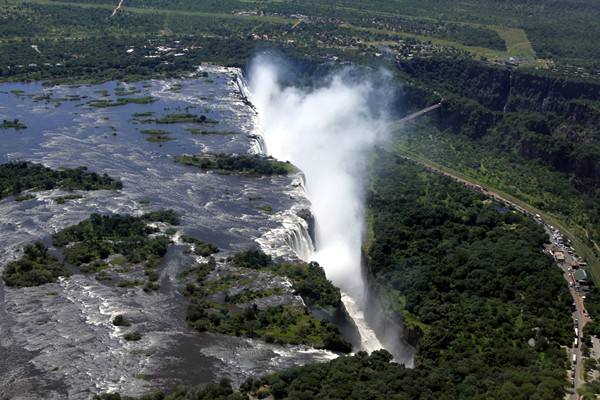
248,134 -> 268,155
341,292 -> 385,353
285,219 -> 314,262
238,62 -> 388,355
236,73 -> 269,156
254,202 -> 316,263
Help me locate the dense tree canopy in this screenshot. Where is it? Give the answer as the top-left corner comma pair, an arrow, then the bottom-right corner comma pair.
0,161 -> 122,199
3,242 -> 70,287
176,154 -> 294,176
183,252 -> 352,352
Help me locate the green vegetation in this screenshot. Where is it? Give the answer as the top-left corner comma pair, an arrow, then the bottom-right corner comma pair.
52,212 -> 176,268
241,350 -> 415,399
145,135 -> 173,143
142,209 -> 180,225
269,262 -> 342,311
114,86 -> 140,96
185,128 -> 238,135
88,96 -> 156,108
1,0 -> 600,85
393,55 -> 600,283
580,383 -> 600,400
0,161 -> 122,199
132,112 -> 154,117
46,211 -> 178,288
176,154 -> 294,176
3,242 -> 70,287
578,289 -> 600,396
14,193 -> 35,202
55,194 -> 83,204
154,113 -> 217,124
123,331 -> 142,341
183,252 -> 351,352
140,129 -> 171,135
181,235 -> 219,257
364,152 -> 570,398
229,250 -> 271,269
1,119 -> 27,130
229,250 -> 342,311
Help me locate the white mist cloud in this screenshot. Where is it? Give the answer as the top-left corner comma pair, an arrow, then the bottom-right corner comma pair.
249,55 -> 392,295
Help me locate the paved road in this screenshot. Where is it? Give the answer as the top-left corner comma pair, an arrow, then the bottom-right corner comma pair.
546,226 -> 589,399
395,151 -> 589,399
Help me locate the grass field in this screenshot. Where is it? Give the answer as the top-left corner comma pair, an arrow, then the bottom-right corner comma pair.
350,22 -> 538,62
491,26 -> 536,59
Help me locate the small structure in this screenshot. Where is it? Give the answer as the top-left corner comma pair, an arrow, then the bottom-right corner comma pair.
571,261 -> 580,270
574,269 -> 588,283
554,251 -> 566,262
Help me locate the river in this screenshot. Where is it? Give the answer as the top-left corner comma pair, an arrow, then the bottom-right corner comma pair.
0,65 -> 336,399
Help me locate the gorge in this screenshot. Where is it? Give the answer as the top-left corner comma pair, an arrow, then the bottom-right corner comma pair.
247,55 -> 415,363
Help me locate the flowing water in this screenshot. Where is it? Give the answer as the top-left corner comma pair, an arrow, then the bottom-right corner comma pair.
0,66 -> 337,399
244,60 -> 391,356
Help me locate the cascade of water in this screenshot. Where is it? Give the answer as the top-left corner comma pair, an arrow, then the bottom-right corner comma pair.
236,73 -> 269,156
285,220 -> 314,262
238,66 -> 387,354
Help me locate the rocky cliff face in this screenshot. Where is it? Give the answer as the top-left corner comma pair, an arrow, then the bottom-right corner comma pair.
398,57 -> 600,188
399,57 -> 600,114
361,252 -> 417,366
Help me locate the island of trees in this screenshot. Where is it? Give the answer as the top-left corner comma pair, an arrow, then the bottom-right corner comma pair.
87,96 -> 156,108
3,210 -> 179,291
1,118 -> 27,129
3,242 -> 70,287
176,154 -> 294,176
181,235 -> 219,257
0,161 -> 122,200
183,250 -> 352,353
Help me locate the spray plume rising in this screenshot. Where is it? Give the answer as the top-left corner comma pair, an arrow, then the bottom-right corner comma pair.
249,55 -> 393,352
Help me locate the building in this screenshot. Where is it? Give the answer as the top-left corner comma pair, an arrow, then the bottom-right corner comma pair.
571,261 -> 580,270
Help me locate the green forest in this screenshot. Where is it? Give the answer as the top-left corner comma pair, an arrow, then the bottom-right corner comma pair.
52,212 -> 176,268
363,152 -> 572,398
1,118 -> 27,129
181,235 -> 219,257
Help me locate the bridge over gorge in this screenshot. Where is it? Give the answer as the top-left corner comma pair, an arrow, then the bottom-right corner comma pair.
391,102 -> 442,130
